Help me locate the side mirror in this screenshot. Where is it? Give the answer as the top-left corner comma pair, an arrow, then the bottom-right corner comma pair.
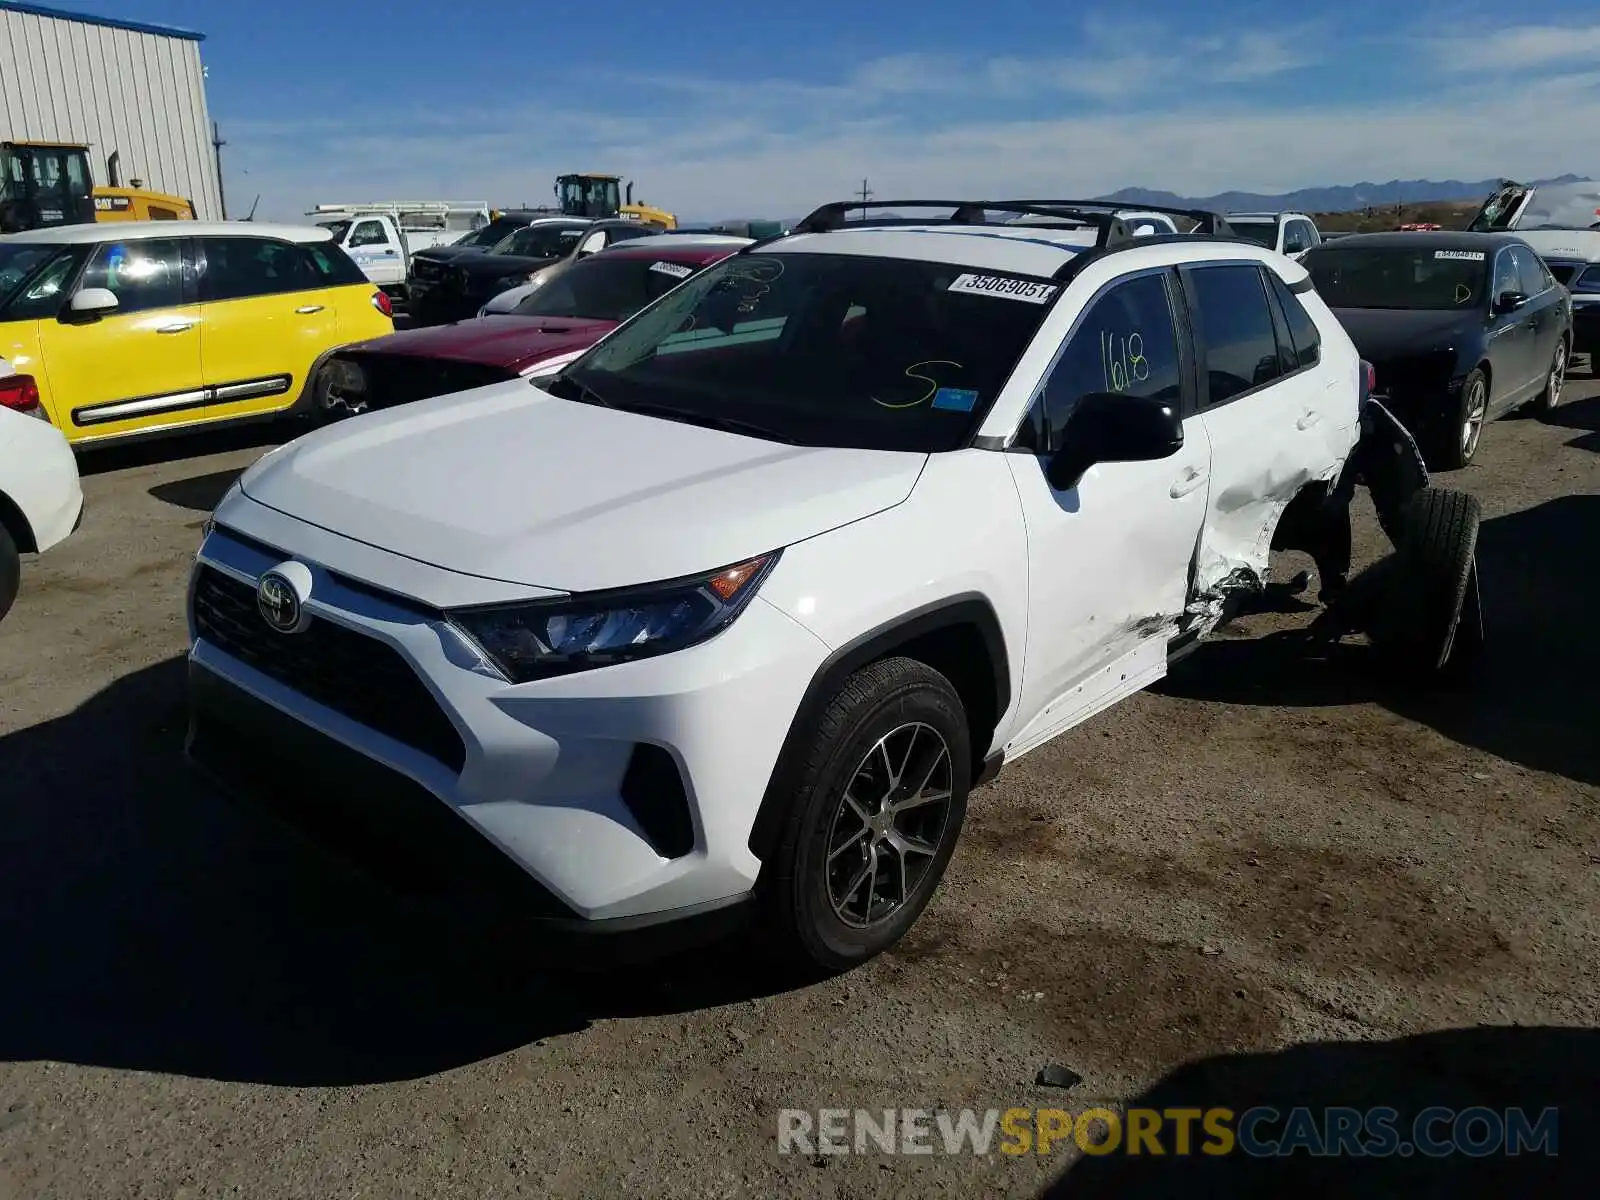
1045,391 -> 1184,492
68,287 -> 119,317
1493,290 -> 1528,315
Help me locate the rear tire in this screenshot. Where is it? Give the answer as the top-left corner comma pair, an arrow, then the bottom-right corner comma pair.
1423,368 -> 1487,471
1369,486 -> 1483,680
1531,337 -> 1568,418
758,657 -> 971,976
0,522 -> 20,624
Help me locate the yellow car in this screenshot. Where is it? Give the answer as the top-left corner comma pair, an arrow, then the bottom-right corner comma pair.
0,221 -> 394,446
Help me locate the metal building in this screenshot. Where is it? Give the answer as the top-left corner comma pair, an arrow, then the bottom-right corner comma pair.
0,1 -> 223,219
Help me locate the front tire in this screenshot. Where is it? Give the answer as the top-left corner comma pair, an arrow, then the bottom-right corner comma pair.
759,657 -> 971,975
1424,368 -> 1488,471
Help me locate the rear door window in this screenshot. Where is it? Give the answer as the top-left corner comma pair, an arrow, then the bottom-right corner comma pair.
198,237 -> 320,301
1184,264 -> 1284,404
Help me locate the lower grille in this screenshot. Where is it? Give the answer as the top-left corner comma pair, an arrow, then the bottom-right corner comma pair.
338,351 -> 517,409
191,565 -> 467,771
189,662 -> 573,917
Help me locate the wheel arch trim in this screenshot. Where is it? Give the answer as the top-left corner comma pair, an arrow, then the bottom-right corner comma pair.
746,593 -> 1011,861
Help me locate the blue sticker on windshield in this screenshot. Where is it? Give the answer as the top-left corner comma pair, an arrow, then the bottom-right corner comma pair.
932,387 -> 979,412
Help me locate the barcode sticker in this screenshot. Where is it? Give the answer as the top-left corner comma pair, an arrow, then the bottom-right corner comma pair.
947,273 -> 1059,303
650,261 -> 693,278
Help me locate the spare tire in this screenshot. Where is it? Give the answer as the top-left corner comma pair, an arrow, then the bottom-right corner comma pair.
1368,486 -> 1483,679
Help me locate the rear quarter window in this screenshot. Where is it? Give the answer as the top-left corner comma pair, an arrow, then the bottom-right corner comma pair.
304,241 -> 371,287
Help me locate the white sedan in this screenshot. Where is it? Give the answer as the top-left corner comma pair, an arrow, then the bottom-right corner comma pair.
0,357 -> 84,622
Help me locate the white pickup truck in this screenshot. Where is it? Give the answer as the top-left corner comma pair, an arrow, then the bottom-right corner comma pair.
308,202 -> 492,302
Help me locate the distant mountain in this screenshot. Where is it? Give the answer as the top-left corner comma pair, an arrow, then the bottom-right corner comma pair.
1094,174 -> 1587,215
697,174 -> 1592,229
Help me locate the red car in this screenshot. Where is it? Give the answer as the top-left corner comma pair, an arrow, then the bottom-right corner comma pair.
309,243 -> 737,419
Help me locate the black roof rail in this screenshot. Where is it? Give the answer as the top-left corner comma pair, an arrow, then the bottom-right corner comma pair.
788,199 -> 1141,248
992,199 -> 1238,237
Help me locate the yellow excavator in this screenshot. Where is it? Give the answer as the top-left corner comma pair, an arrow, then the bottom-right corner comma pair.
550,173 -> 677,228
0,140 -> 195,232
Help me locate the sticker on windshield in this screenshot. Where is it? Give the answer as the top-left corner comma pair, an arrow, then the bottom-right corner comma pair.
931,387 -> 979,412
947,273 -> 1059,303
1434,250 -> 1486,262
650,260 -> 693,278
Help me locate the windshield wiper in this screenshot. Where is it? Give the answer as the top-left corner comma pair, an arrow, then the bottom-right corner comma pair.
542,374 -> 612,407
618,401 -> 798,444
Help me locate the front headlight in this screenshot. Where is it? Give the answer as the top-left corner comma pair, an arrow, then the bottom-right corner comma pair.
447,552 -> 780,683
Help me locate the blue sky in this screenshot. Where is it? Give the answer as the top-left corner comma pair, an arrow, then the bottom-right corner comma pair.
63,1 -> 1600,220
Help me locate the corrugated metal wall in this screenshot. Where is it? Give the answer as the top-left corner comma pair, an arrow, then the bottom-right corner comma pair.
0,8 -> 222,219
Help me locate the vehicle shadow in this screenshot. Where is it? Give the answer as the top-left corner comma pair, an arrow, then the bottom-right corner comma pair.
0,656 -> 799,1087
1156,494 -> 1600,788
74,421 -> 288,478
148,468 -> 248,512
1038,1025 -> 1599,1197
1539,390 -> 1599,452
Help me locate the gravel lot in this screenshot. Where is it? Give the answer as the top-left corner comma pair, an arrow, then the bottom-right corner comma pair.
2,371 -> 1597,1198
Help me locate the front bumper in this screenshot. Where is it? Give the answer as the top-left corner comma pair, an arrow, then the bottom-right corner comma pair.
185,509 -> 830,926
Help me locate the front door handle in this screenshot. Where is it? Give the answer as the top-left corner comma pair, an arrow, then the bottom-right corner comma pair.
156,321 -> 195,334
295,305 -> 325,314
1169,467 -> 1207,498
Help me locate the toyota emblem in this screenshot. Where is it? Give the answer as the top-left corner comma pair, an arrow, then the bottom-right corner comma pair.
257,571 -> 302,633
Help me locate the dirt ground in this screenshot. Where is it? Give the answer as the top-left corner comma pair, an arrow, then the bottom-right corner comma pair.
1,370 -> 1597,1199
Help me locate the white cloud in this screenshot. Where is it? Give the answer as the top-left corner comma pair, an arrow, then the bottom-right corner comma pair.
1428,23 -> 1600,71
222,21 -> 1597,222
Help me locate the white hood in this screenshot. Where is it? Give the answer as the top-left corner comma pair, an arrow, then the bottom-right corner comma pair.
1515,228 -> 1600,263
240,381 -> 928,593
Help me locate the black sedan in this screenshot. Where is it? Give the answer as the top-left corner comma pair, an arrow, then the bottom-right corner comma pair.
406,217 -> 653,325
1302,231 -> 1573,469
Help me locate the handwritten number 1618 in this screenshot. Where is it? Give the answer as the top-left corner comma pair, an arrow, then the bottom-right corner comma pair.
1101,330 -> 1150,393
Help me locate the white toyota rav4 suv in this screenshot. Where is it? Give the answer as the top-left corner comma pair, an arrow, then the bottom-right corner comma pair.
186,200 -> 1481,972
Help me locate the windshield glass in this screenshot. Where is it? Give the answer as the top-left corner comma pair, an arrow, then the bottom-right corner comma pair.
463,217 -> 524,247
557,252 -> 1057,451
1304,246 -> 1488,310
496,224 -> 586,258
1228,220 -> 1278,248
0,243 -> 64,302
514,255 -> 711,321
318,219 -> 352,242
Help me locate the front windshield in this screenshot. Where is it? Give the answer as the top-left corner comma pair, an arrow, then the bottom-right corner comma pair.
514,256 -> 710,322
495,224 -> 586,258
556,252 -> 1057,452
0,243 -> 64,302
1305,246 -> 1488,310
318,220 -> 352,242
1228,221 -> 1278,248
